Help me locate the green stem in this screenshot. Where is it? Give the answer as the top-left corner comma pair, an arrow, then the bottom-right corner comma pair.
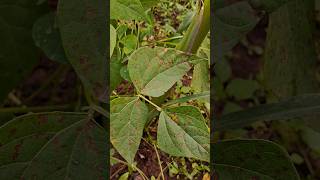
176,0 -> 210,53
153,144 -> 165,180
0,104 -> 74,114
91,104 -> 109,118
157,35 -> 183,42
138,95 -> 162,111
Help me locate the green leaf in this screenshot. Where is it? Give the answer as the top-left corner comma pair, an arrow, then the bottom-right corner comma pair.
140,0 -> 158,9
213,1 -> 259,62
57,0 -> 107,102
0,112 -> 107,179
120,66 -> 131,82
128,47 -> 206,97
248,0 -> 293,12
213,0 -> 296,62
213,139 -> 299,180
110,55 -> 124,91
191,61 -> 209,93
163,91 -> 210,107
177,11 -> 195,33
121,34 -> 137,55
214,0 -> 293,12
215,94 -> 320,131
110,0 -> 148,21
110,97 -> 149,164
32,13 -> 68,64
226,79 -> 260,100
0,0 -> 48,102
110,25 -> 117,57
301,126 -> 320,153
157,106 -> 209,162
214,165 -> 272,180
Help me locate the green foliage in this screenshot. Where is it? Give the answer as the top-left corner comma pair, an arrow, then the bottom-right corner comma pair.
128,47 -> 206,97
158,106 -> 209,161
215,94 -> 320,131
213,0 -> 320,178
32,13 -> 68,64
110,97 -> 148,164
0,0 -> 109,179
0,112 -> 107,179
213,140 -> 299,180
58,0 -> 108,102
110,0 -> 211,173
110,0 -> 149,21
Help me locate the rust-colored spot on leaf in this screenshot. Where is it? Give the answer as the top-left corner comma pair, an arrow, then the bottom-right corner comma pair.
85,6 -> 97,19
79,55 -> 89,65
12,143 -> 22,160
57,116 -> 64,123
251,176 -> 260,180
9,128 -> 17,136
38,115 -> 48,125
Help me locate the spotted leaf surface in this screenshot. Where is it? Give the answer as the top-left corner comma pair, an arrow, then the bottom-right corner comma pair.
212,139 -> 299,180
0,112 -> 107,179
128,47 -> 206,97
57,0 -> 108,102
157,106 -> 209,162
110,97 -> 149,164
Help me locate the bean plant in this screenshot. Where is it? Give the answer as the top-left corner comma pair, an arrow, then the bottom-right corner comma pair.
110,0 -> 210,178
213,0 -> 320,179
0,0 -> 108,179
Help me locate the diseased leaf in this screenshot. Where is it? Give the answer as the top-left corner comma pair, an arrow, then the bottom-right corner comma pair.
110,97 -> 149,164
157,106 -> 209,162
213,139 -> 299,180
32,13 -> 68,64
57,0 -> 108,102
110,0 -> 148,21
110,25 -> 117,57
0,0 -> 48,102
215,94 -> 320,131
128,47 -> 206,97
0,112 -> 107,179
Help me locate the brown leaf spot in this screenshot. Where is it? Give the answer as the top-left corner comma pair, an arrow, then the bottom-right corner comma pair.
86,6 -> 97,19
12,143 -> 22,160
9,128 -> 17,136
38,115 -> 48,125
